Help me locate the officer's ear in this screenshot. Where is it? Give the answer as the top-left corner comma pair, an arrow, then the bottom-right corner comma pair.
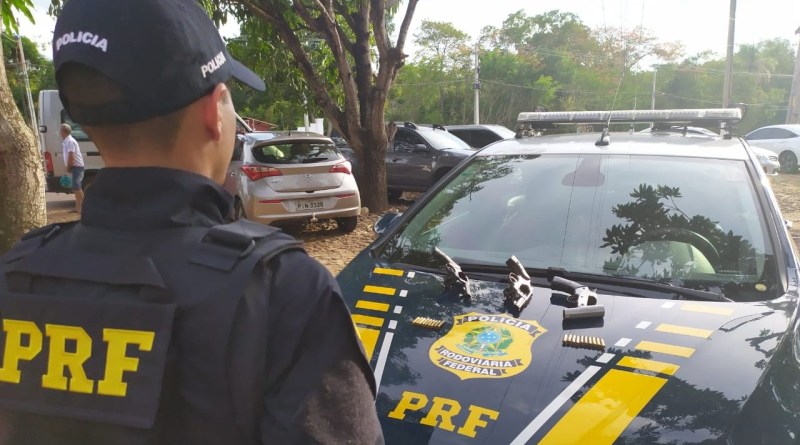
201,83 -> 230,143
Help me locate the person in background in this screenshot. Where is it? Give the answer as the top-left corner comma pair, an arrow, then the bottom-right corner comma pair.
60,123 -> 84,212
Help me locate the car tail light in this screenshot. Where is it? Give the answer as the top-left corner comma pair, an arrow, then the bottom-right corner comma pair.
241,164 -> 282,181
335,193 -> 356,199
44,152 -> 53,175
329,162 -> 351,175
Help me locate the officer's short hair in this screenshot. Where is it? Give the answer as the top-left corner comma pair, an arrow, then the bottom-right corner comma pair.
60,124 -> 72,135
58,63 -> 189,152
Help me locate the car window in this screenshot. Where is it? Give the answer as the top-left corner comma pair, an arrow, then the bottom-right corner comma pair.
419,129 -> 473,150
251,140 -> 342,164
379,154 -> 776,301
772,128 -> 799,139
393,129 -> 426,152
748,128 -> 794,140
489,125 -> 516,139
472,129 -> 502,148
60,110 -> 90,142
447,129 -> 473,146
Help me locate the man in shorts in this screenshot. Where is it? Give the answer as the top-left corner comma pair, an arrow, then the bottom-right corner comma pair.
60,123 -> 85,212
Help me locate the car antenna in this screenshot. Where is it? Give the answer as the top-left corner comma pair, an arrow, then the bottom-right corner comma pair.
596,69 -> 626,147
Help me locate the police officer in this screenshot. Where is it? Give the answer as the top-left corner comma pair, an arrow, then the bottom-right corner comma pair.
0,0 -> 383,444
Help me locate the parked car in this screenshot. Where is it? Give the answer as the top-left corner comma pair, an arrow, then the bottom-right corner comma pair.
225,131 -> 361,233
744,124 -> 800,173
445,124 -> 516,148
337,109 -> 800,444
642,125 -> 780,175
386,122 -> 476,199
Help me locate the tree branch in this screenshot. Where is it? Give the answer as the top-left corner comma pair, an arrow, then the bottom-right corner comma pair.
394,0 -> 419,54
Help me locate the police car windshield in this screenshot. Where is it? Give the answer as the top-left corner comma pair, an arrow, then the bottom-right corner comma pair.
378,154 -> 778,302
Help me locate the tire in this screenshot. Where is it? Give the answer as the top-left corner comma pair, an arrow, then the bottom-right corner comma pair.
336,216 -> 359,233
388,189 -> 403,201
779,151 -> 798,174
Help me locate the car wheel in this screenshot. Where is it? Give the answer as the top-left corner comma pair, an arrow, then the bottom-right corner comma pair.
336,216 -> 359,233
388,189 -> 403,201
779,151 -> 798,173
233,198 -> 247,221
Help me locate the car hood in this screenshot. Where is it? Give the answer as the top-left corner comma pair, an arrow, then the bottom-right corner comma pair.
337,251 -> 799,444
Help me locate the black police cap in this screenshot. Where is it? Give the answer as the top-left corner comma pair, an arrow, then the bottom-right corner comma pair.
53,0 -> 266,125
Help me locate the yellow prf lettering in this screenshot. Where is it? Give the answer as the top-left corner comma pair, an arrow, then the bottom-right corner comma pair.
420,396 -> 462,431
97,328 -> 155,397
388,390 -> 499,438
0,319 -> 43,383
388,391 -> 428,420
457,405 -> 500,438
41,324 -> 94,394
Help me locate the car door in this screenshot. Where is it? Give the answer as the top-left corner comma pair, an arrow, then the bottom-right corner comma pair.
387,128 -> 433,189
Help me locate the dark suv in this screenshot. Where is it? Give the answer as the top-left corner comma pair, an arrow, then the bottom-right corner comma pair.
386,122 -> 475,199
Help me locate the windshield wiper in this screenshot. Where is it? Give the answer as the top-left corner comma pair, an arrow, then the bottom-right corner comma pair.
432,247 -> 472,300
545,267 -> 732,302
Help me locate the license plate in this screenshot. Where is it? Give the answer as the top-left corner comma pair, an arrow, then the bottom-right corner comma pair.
295,200 -> 325,211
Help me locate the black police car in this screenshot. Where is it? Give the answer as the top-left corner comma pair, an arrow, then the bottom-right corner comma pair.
337,109 -> 800,444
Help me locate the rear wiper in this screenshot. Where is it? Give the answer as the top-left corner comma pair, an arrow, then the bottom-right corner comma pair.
545,267 -> 732,302
432,247 -> 472,301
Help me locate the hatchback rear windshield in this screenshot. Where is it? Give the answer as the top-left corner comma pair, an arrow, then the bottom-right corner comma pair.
252,141 -> 343,164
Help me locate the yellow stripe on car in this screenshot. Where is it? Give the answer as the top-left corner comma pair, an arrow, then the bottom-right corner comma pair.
373,267 -> 405,276
616,356 -> 679,376
655,323 -> 713,339
363,285 -> 397,296
538,369 -> 667,445
635,340 -> 695,358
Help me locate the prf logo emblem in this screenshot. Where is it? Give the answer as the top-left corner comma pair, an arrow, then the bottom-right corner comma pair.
429,312 -> 546,380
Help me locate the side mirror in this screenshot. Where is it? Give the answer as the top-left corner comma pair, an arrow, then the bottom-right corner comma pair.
374,212 -> 403,235
786,220 -> 793,230
39,125 -> 47,133
413,144 -> 429,153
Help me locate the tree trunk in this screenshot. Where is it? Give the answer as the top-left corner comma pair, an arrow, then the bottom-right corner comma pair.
0,42 -> 46,254
351,133 -> 388,213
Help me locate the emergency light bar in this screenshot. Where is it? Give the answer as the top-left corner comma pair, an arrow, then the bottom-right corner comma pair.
516,108 -> 742,126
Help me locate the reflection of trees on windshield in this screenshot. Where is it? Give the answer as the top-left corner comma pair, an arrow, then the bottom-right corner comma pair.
381,156 -> 527,267
601,184 -> 758,282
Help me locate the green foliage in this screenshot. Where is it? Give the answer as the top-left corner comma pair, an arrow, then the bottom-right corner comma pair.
389,10 -> 794,133
2,34 -> 56,125
1,0 -> 35,34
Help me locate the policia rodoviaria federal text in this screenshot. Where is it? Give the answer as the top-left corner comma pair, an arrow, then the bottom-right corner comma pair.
0,0 -> 384,443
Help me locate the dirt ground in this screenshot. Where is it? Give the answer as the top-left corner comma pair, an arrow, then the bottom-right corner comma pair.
46,194 -> 416,276
46,177 -> 800,277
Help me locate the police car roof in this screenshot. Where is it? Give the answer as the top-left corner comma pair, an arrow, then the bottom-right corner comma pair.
478,131 -> 751,160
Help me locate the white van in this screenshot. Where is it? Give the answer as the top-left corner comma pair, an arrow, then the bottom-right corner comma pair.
38,89 -> 255,193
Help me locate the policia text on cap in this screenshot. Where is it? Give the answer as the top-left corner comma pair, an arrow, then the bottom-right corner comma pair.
0,0 -> 384,444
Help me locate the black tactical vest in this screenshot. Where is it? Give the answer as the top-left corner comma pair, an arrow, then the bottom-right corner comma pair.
0,220 -> 303,445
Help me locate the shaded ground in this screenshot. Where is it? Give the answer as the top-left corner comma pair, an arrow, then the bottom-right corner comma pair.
47,176 -> 800,277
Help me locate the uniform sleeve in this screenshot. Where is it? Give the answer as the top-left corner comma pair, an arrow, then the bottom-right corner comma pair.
260,250 -> 384,445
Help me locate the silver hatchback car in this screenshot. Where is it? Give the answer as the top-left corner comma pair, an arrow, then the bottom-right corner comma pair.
225,131 -> 361,232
